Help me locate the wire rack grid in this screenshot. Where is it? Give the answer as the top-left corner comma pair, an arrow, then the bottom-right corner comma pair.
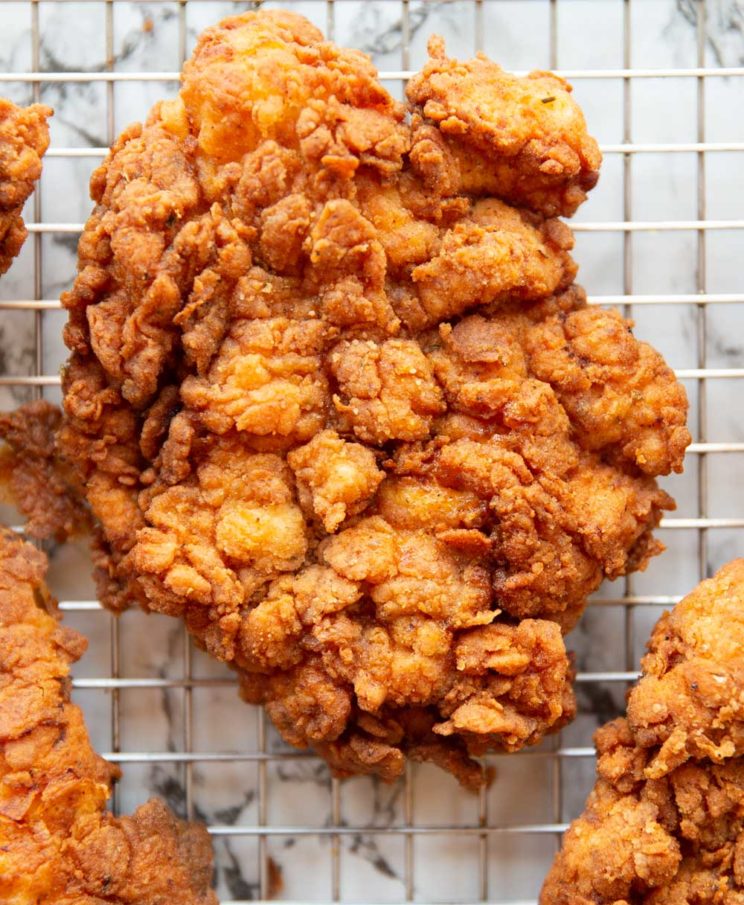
0,0 -> 742,902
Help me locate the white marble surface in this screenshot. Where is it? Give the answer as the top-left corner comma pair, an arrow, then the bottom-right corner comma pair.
1,1 -> 743,902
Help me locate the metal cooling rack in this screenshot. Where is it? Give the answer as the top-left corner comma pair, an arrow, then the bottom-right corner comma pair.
0,0 -> 742,903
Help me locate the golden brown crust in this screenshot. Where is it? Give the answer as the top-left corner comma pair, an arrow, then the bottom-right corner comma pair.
0,400 -> 89,542
58,11 -> 689,784
0,98 -> 51,275
0,528 -> 217,905
627,559 -> 744,777
406,37 -> 602,217
522,305 -> 690,476
540,561 -> 744,905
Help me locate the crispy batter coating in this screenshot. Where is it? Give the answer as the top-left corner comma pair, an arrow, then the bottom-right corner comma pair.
0,400 -> 88,542
541,560 -> 744,905
0,527 -> 217,905
406,36 -> 602,217
626,560 -> 744,778
59,10 -> 689,783
0,98 -> 51,275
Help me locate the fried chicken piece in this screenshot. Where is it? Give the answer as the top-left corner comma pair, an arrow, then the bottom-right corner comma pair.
0,98 -> 51,275
541,560 -> 744,905
0,527 -> 217,905
57,10 -> 689,784
0,400 -> 88,542
406,36 -> 602,217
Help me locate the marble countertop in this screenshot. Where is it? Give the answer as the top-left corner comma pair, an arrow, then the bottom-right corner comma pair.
1,0 -> 743,901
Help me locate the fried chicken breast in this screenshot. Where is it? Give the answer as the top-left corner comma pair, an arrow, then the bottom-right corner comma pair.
540,560 -> 744,905
0,527 -> 217,905
0,98 -> 51,275
58,10 -> 690,784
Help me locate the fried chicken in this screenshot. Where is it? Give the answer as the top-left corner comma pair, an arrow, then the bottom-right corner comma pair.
58,10 -> 690,784
540,560 -> 744,905
0,527 -> 217,905
0,98 -> 51,275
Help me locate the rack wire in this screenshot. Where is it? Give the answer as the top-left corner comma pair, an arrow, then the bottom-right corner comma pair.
0,0 -> 742,902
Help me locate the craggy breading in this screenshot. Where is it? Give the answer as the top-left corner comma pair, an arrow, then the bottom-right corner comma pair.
626,560 -> 744,777
59,10 -> 690,784
0,400 -> 88,542
540,560 -> 744,905
0,527 -> 217,905
406,36 -> 602,217
0,98 -> 51,275
521,302 -> 691,476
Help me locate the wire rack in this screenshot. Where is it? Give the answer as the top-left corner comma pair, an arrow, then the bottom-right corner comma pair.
0,0 -> 743,902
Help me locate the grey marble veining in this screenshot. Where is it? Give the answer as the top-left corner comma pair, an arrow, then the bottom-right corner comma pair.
1,1 -> 743,901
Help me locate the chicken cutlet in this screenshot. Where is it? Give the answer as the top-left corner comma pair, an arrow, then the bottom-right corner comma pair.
0,98 -> 50,275
57,10 -> 690,785
540,560 -> 744,905
0,527 -> 217,904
